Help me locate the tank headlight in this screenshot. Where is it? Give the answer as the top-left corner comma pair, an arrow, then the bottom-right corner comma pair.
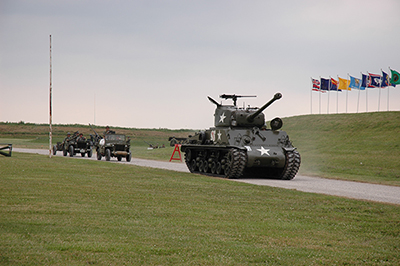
270,117 -> 283,131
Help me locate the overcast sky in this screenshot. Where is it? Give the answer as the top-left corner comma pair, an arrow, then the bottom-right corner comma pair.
1,0 -> 400,129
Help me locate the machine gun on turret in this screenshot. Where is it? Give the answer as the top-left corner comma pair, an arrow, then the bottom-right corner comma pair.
219,94 -> 256,106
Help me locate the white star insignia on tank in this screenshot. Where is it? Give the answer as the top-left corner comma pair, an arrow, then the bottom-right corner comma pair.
219,112 -> 226,123
257,146 -> 270,156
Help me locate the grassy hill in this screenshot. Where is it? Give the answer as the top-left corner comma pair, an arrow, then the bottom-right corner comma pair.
1,111 -> 399,185
281,111 -> 400,185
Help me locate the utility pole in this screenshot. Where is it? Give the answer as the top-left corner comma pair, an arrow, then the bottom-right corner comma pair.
49,34 -> 52,158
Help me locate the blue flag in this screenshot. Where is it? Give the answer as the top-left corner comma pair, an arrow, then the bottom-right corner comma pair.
349,75 -> 365,90
320,78 -> 330,91
381,71 -> 389,87
361,74 -> 369,89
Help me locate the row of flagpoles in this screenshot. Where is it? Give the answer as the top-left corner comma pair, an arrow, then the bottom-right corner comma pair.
311,68 -> 400,114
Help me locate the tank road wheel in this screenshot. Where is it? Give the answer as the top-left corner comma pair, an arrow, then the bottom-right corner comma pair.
280,150 -> 301,180
105,149 -> 111,161
223,149 -> 247,179
198,160 -> 205,172
189,159 -> 197,172
203,159 -> 209,173
210,161 -> 217,174
69,146 -> 74,157
216,162 -> 222,175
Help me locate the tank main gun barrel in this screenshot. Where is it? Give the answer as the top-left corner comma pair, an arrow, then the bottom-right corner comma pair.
246,92 -> 282,122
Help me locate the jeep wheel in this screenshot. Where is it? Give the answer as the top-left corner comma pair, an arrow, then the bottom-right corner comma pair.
69,146 -> 74,157
105,149 -> 111,161
126,153 -> 132,162
88,149 -> 93,158
97,149 -> 102,160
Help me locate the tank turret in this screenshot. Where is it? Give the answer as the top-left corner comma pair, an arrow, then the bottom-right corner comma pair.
181,92 -> 300,180
208,93 -> 282,128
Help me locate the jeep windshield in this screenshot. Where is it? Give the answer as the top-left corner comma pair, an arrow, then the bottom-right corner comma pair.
105,134 -> 125,141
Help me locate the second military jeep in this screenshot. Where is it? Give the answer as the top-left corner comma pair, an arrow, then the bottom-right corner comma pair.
60,131 -> 94,157
96,133 -> 131,162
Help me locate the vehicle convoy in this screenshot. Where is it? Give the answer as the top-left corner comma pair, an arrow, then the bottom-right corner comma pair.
54,131 -> 94,157
90,124 -> 132,162
180,93 -> 300,180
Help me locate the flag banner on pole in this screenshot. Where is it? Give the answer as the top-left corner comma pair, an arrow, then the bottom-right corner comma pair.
361,74 -> 370,88
390,69 -> 400,86
312,78 -> 320,90
320,78 -> 330,91
330,78 -> 340,91
312,78 -> 326,92
349,75 -> 364,90
368,73 -> 382,88
338,77 -> 350,90
381,71 -> 390,87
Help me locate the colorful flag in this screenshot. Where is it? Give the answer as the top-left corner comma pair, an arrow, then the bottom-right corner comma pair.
361,73 -> 370,88
312,78 -> 320,91
381,71 -> 390,87
338,77 -> 350,91
390,69 -> 400,86
330,78 -> 340,91
320,78 -> 330,91
368,73 -> 382,88
349,75 -> 364,90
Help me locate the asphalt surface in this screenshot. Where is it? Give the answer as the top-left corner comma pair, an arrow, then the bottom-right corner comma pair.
14,148 -> 400,205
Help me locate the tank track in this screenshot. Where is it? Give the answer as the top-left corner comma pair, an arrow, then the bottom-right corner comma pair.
184,147 -> 247,179
280,150 -> 301,180
183,147 -> 300,180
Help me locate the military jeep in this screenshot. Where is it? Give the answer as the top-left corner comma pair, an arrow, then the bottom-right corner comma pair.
96,133 -> 131,162
63,132 -> 94,157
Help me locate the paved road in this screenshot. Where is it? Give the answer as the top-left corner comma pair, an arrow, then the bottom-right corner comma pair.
14,148 -> 400,205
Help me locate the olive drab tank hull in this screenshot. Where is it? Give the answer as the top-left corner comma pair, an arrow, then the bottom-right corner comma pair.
180,93 -> 300,180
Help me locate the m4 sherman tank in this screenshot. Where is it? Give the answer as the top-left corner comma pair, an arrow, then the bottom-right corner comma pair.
180,93 -> 300,180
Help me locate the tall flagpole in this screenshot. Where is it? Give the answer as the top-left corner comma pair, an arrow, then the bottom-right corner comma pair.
388,67 -> 391,111
335,76 -> 339,114
363,72 -> 368,113
319,76 -> 321,115
327,78 -> 331,114
345,74 -> 349,113
354,74 -> 361,113
310,77 -> 313,114
49,34 -> 53,158
378,70 -> 382,112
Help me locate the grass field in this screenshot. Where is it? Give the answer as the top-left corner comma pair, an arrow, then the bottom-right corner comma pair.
1,111 -> 400,185
1,152 -> 399,265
